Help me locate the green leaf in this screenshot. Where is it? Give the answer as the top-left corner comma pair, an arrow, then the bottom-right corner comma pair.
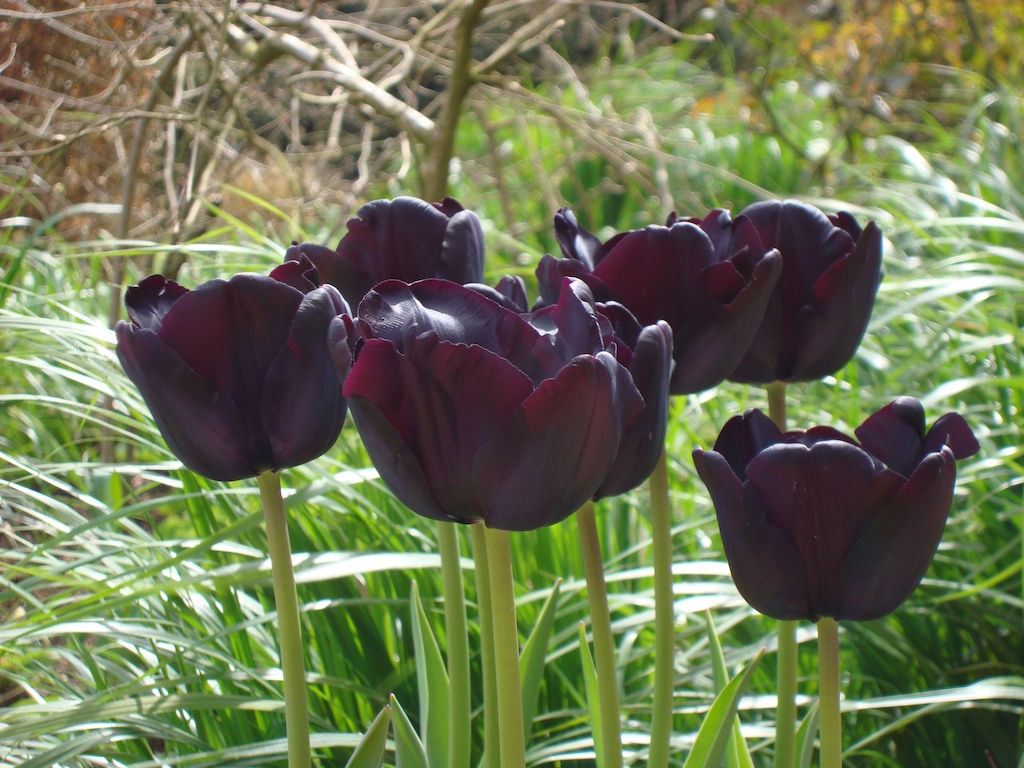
391,694 -> 429,768
520,578 -> 562,739
410,581 -> 450,768
343,705 -> 392,768
682,648 -> 765,768
795,701 -> 821,768
578,622 -> 605,768
705,611 -> 755,768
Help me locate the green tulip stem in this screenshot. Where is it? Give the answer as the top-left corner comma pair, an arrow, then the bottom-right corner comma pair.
438,521 -> 472,768
471,523 -> 499,768
817,617 -> 842,768
767,381 -> 797,768
775,620 -> 798,768
483,525 -> 527,768
577,501 -> 625,768
647,448 -> 675,768
257,471 -> 311,768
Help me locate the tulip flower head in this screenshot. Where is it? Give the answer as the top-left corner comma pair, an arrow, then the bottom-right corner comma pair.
692,398 -> 978,621
727,199 -> 884,384
116,258 -> 351,481
337,277 -> 670,530
538,208 -> 782,394
284,196 -> 485,309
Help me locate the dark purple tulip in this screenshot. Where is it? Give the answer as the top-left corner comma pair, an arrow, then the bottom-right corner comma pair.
336,278 -> 657,530
692,398 -> 979,621
538,208 -> 782,394
284,196 -> 485,309
116,259 -> 351,481
727,199 -> 883,383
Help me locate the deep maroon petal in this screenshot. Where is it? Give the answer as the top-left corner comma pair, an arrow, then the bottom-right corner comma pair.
157,275 -> 301,417
259,286 -> 348,472
744,440 -> 903,618
535,253 -> 611,307
271,255 -> 321,293
669,249 -> 781,393
357,280 -> 544,376
124,274 -> 188,330
439,208 -> 485,284
789,221 -> 883,379
593,224 -> 716,327
554,207 -> 607,269
596,321 -> 672,499
693,448 -> 810,620
837,448 -> 958,620
473,352 -> 627,530
116,322 -> 264,481
345,335 -> 534,523
523,279 -> 606,380
348,397 -> 454,523
923,412 -> 980,460
466,275 -> 530,313
286,240 -> 374,309
710,409 -> 785,480
855,397 -> 927,476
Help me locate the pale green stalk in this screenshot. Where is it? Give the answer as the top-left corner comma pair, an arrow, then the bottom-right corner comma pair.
257,471 -> 311,768
577,501 -> 624,768
471,523 -> 499,768
484,525 -> 527,768
767,381 -> 797,768
438,521 -> 471,768
647,448 -> 675,768
817,618 -> 842,768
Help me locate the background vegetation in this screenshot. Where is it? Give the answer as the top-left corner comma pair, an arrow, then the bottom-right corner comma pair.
1,1 -> 1022,766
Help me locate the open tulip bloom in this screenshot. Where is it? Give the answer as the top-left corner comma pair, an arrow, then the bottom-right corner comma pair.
116,257 -> 351,481
284,195 -> 485,309
336,276 -> 672,531
538,207 -> 782,394
692,397 -> 979,623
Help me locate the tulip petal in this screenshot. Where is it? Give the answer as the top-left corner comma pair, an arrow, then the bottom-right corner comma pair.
116,322 -> 264,481
669,249 -> 781,393
711,409 -> 784,480
260,286 -> 348,472
593,224 -> 715,327
156,275 -> 300,415
554,207 -> 607,269
473,352 -> 628,530
440,209 -> 486,284
345,335 -> 534,523
359,279 -> 562,385
124,274 -> 187,330
791,221 -> 883,379
837,447 -> 958,620
854,397 -> 927,476
924,412 -> 980,460
348,396 -> 454,523
744,440 -> 903,618
693,448 -> 809,620
535,253 -> 611,307
595,321 -> 672,499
